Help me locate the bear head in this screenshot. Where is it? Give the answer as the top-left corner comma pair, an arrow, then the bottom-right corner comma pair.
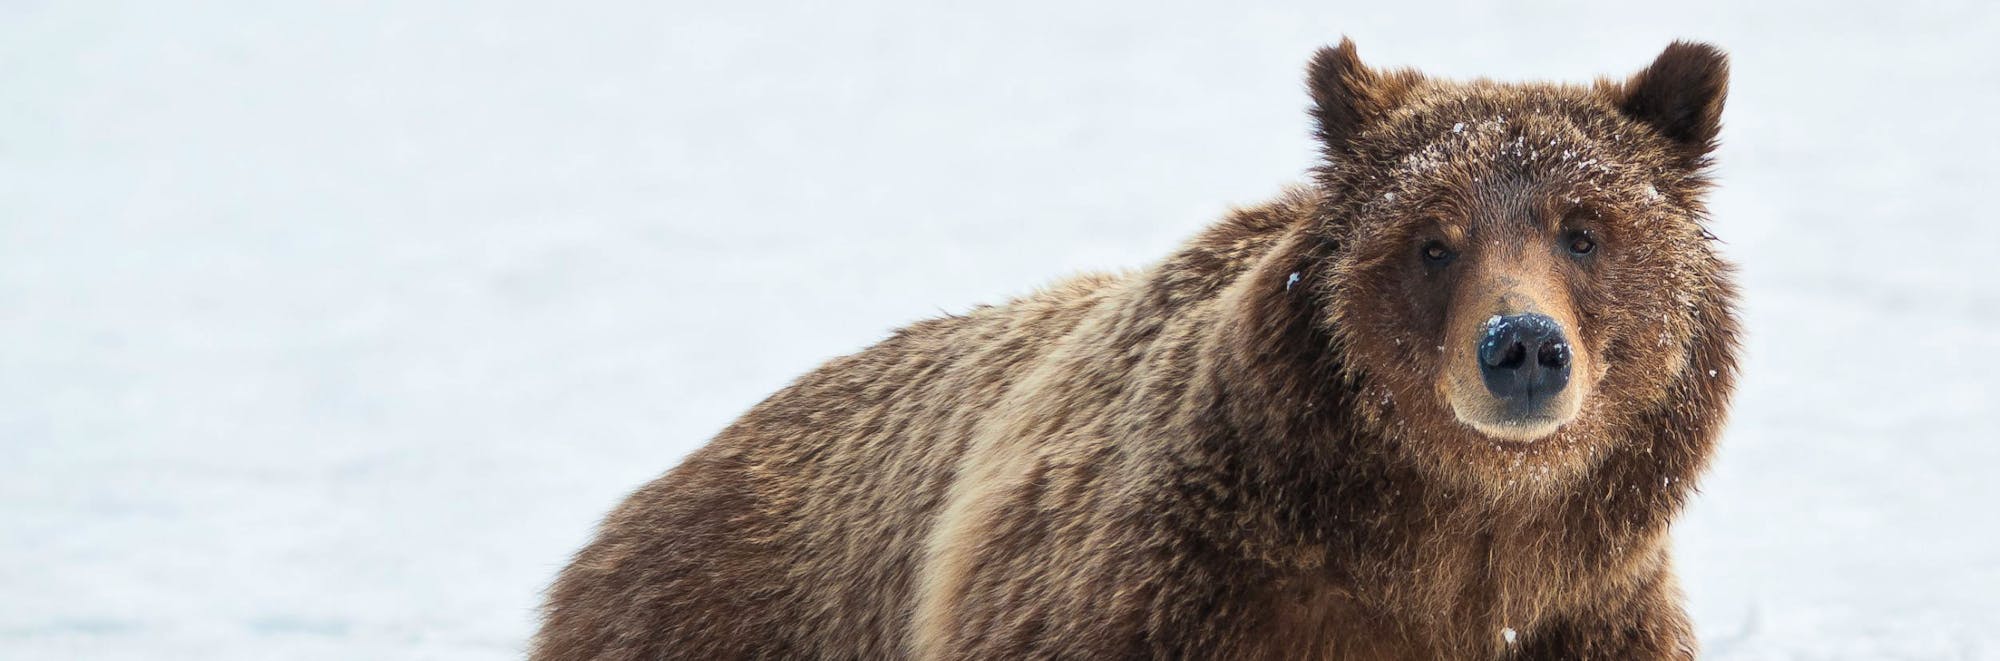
1300,39 -> 1732,494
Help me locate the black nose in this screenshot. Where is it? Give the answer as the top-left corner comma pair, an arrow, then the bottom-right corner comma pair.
1478,313 -> 1571,413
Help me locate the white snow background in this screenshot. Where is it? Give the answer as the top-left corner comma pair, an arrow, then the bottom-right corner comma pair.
4,1 -> 1997,659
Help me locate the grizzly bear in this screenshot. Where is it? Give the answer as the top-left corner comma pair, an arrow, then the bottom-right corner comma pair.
535,39 -> 1739,660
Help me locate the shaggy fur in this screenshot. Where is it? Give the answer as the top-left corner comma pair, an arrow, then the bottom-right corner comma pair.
536,39 -> 1739,660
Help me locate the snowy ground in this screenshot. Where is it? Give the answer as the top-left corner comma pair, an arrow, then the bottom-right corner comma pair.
4,1 -> 1997,659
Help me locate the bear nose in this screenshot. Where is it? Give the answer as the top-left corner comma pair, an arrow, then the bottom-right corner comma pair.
1477,313 -> 1571,412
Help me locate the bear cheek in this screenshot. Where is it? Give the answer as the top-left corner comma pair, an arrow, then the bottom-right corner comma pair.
1595,311 -> 1687,409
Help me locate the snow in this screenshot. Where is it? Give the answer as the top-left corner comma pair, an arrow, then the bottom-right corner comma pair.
3,1 -> 1998,660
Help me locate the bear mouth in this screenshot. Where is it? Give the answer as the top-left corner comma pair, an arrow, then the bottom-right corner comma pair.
1450,401 -> 1576,442
1474,416 -> 1563,441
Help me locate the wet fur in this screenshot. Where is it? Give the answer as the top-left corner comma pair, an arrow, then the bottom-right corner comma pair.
536,40 -> 1739,660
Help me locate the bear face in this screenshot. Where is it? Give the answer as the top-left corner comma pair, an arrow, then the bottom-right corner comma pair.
1303,41 -> 1730,494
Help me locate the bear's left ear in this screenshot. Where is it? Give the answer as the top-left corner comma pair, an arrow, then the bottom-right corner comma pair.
1610,41 -> 1729,163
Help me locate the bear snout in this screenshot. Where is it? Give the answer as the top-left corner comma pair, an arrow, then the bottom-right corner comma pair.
1477,312 -> 1573,416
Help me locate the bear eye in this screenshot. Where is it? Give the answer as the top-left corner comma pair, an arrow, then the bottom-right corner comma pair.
1420,240 -> 1455,264
1565,231 -> 1597,256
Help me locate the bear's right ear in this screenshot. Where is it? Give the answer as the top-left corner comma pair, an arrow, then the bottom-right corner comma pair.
1307,38 -> 1411,148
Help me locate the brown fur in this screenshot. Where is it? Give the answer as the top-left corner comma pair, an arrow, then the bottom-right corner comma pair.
536,39 -> 1739,660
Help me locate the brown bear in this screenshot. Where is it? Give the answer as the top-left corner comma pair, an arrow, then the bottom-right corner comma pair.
534,38 -> 1739,660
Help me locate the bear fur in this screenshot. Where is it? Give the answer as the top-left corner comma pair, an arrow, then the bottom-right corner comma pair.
535,39 -> 1740,660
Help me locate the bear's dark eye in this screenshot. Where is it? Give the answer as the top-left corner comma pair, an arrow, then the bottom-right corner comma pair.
1565,231 -> 1596,256
1420,241 -> 1454,264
